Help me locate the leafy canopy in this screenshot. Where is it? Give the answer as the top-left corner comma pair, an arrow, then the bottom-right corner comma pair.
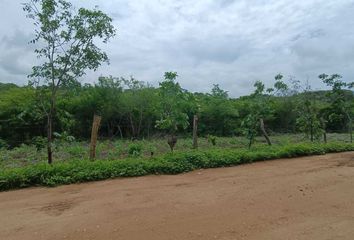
23,0 -> 116,87
155,72 -> 193,133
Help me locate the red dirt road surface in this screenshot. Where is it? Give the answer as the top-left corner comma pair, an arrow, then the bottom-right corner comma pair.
1,152 -> 354,240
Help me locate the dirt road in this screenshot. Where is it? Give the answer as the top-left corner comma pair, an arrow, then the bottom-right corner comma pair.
1,152 -> 354,240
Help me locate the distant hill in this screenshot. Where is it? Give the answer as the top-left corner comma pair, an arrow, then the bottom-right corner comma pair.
0,83 -> 19,92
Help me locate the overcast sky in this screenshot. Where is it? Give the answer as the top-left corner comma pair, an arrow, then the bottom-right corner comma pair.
0,0 -> 354,96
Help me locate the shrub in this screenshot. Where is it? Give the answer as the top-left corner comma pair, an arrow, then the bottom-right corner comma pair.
128,143 -> 143,157
147,143 -> 157,157
32,136 -> 47,151
207,135 -> 217,146
53,131 -> 75,143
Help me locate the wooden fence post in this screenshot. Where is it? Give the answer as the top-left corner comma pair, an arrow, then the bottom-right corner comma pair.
260,118 -> 272,146
193,115 -> 198,149
90,115 -> 102,160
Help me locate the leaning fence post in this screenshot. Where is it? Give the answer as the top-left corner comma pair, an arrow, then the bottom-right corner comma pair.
89,115 -> 102,160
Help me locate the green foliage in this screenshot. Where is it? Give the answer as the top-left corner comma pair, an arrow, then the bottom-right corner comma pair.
32,136 -> 47,151
207,135 -> 217,146
146,143 -> 157,157
128,143 -> 143,157
198,85 -> 238,136
211,84 -> 229,99
0,86 -> 44,146
241,114 -> 259,147
23,0 -> 116,84
319,73 -> 354,139
0,73 -> 353,147
295,83 -> 324,141
0,144 -> 45,168
0,139 -> 8,150
64,142 -> 88,159
296,115 -> 323,141
53,131 -> 75,143
155,72 -> 194,133
273,74 -> 288,95
1,142 -> 353,191
241,75 -> 287,147
23,0 -> 116,163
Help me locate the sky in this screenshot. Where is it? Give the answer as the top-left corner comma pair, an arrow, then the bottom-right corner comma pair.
0,0 -> 354,97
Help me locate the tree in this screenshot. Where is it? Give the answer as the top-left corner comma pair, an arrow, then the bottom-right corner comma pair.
319,74 -> 354,142
94,76 -> 124,138
155,72 -> 192,152
295,82 -> 324,142
241,74 -> 288,148
0,86 -> 45,146
199,84 -> 238,136
121,77 -> 158,139
241,81 -> 272,148
271,76 -> 300,133
23,0 -> 116,163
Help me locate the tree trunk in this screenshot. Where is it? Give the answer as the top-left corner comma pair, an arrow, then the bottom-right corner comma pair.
310,119 -> 314,142
129,114 -> 136,139
47,112 -> 53,164
193,115 -> 198,149
117,124 -> 123,139
259,118 -> 271,146
167,134 -> 177,152
248,137 -> 253,149
321,119 -> 327,143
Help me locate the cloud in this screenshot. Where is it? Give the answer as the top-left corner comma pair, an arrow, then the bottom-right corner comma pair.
1,0 -> 354,96
0,29 -> 37,83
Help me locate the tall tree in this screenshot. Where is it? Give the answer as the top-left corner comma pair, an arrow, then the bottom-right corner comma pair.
23,0 -> 116,163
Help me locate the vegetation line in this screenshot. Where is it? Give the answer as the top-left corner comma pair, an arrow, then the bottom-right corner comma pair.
1,142 -> 353,191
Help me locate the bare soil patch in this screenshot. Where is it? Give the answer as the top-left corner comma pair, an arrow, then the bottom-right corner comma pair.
1,152 -> 354,240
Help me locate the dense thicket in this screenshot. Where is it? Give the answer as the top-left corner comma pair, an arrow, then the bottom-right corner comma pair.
1,74 -> 353,148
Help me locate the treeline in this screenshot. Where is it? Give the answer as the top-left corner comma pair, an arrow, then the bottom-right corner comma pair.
0,73 -> 353,147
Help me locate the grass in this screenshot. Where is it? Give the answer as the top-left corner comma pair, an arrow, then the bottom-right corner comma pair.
0,133 -> 352,169
0,141 -> 354,191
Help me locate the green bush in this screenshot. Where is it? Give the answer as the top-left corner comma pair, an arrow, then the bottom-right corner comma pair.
207,135 -> 217,146
128,143 -> 143,157
0,142 -> 353,191
32,136 -> 47,151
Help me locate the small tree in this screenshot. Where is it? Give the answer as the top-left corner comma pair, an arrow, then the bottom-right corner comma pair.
295,83 -> 324,142
319,74 -> 354,142
242,81 -> 272,148
23,0 -> 116,163
241,113 -> 259,149
242,74 -> 288,148
155,72 -> 191,152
